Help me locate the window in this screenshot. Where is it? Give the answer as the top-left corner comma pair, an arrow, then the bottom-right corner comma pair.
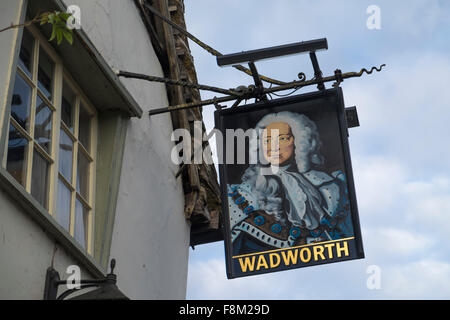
5,26 -> 97,253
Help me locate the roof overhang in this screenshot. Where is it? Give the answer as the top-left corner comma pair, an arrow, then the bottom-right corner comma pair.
27,0 -> 143,118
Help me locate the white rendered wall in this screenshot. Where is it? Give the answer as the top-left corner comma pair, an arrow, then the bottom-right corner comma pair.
0,0 -> 189,299
0,190 -> 95,299
69,0 -> 190,299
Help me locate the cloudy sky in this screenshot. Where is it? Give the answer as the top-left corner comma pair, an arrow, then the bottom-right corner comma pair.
183,0 -> 450,299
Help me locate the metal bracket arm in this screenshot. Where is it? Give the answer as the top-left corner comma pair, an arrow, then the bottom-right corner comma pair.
309,51 -> 325,91
147,64 -> 385,116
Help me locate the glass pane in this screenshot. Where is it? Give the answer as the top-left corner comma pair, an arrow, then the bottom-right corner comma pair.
34,95 -> 52,153
78,103 -> 91,150
37,48 -> 54,101
31,149 -> 50,209
6,124 -> 28,186
61,81 -> 76,132
77,151 -> 90,200
57,179 -> 71,231
74,199 -> 88,249
10,73 -> 32,130
59,129 -> 73,182
18,28 -> 34,77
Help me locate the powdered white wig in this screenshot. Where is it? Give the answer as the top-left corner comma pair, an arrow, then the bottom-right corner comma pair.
240,112 -> 325,226
251,111 -> 323,172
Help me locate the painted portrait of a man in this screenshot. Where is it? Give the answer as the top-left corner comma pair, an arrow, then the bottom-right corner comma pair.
226,111 -> 354,255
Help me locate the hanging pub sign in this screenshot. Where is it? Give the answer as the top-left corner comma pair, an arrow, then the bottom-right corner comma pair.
215,87 -> 364,279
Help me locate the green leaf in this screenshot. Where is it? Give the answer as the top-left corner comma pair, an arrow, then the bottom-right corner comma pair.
44,11 -> 74,46
56,28 -> 63,45
49,24 -> 56,41
62,29 -> 73,45
40,13 -> 49,25
55,20 -> 66,29
47,13 -> 55,24
59,12 -> 72,22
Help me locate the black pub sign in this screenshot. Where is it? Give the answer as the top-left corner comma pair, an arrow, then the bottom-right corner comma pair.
215,88 -> 364,279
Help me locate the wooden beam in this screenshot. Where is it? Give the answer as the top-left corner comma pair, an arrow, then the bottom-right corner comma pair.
153,0 -> 201,218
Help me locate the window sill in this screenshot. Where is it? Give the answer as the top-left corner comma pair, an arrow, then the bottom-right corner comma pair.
0,166 -> 106,278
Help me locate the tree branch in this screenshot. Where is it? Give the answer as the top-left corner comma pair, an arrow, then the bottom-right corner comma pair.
0,13 -> 44,33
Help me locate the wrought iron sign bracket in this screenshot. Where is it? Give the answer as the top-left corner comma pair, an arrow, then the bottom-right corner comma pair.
309,51 -> 325,91
332,69 -> 344,88
142,63 -> 385,116
213,96 -> 224,110
248,61 -> 268,102
114,37 -> 385,116
43,259 -> 128,300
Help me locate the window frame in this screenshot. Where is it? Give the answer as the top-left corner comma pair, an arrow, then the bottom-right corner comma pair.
4,24 -> 97,255
7,26 -> 60,213
57,71 -> 97,253
0,0 -> 140,276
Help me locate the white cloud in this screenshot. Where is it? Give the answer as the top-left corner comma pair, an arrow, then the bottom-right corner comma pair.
383,259 -> 450,299
344,51 -> 450,178
386,0 -> 447,38
184,0 -> 450,300
187,258 -> 303,300
353,153 -> 450,246
352,155 -> 407,215
402,177 -> 450,238
364,227 -> 434,257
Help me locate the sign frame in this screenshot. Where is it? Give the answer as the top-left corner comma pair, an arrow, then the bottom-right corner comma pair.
215,87 -> 364,279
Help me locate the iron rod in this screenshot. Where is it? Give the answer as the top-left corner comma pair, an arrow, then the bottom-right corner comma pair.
148,65 -> 385,116
118,70 -> 236,96
217,39 -> 328,66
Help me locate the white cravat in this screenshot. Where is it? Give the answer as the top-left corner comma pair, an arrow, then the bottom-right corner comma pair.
270,165 -> 320,230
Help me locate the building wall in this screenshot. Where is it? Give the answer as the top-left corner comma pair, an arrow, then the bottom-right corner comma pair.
0,0 -> 82,300
0,187 -> 94,299
0,0 -> 190,299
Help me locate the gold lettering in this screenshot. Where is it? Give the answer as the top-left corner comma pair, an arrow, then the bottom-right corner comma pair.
269,253 -> 281,268
324,243 -> 335,259
281,249 -> 299,266
238,256 -> 256,272
313,245 -> 326,261
256,255 -> 269,270
299,248 -> 311,263
336,241 -> 349,257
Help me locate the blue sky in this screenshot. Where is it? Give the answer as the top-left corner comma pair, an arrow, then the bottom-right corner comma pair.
183,0 -> 450,299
